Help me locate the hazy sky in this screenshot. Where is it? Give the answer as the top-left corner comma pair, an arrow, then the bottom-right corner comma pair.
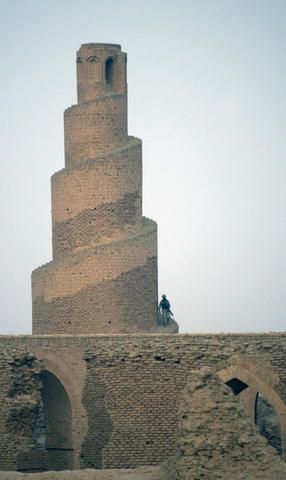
0,0 -> 285,334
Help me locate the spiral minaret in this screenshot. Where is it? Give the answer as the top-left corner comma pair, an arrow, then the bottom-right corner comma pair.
32,43 -> 159,334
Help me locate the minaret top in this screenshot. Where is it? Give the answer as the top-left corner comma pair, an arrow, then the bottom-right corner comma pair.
80,42 -> 121,49
76,43 -> 127,103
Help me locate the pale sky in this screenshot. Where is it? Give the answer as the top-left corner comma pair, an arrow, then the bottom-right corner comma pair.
0,0 -> 285,334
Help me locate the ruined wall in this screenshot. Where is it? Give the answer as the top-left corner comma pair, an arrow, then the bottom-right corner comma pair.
1,334 -> 286,472
0,352 -> 46,472
0,350 -> 15,471
0,340 -> 87,472
3,368 -> 286,480
174,368 -> 286,480
32,43 -> 161,335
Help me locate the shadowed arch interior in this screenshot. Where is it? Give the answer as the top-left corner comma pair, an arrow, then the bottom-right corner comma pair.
41,370 -> 74,470
105,57 -> 114,85
222,371 -> 283,457
255,392 -> 282,455
225,377 -> 248,395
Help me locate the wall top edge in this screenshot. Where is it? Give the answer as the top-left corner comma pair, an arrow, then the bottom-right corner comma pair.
0,332 -> 286,339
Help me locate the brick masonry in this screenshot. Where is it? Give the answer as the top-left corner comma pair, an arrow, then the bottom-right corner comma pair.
1,334 -> 286,471
31,43 -> 165,335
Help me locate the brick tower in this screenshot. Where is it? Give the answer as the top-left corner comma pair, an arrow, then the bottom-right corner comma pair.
32,43 -> 159,334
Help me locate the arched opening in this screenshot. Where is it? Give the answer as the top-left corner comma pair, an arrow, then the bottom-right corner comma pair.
41,370 -> 74,470
87,55 -> 100,82
105,58 -> 114,86
76,56 -> 85,83
221,370 -> 283,457
225,377 -> 248,395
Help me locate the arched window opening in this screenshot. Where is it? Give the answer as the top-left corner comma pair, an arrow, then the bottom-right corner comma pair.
87,55 -> 98,63
225,377 -> 248,395
105,58 -> 114,86
41,371 -> 74,471
77,57 -> 85,83
225,377 -> 282,457
86,55 -> 100,82
255,392 -> 282,456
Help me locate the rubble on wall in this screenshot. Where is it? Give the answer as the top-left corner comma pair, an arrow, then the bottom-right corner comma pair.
175,367 -> 286,479
6,354 -> 47,471
7,354 -> 43,432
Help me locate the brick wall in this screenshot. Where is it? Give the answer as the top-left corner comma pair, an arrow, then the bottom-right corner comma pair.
1,334 -> 286,471
0,351 -> 16,471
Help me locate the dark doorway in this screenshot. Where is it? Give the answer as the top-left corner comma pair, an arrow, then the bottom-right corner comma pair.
105,58 -> 114,86
225,378 -> 282,457
41,371 -> 74,470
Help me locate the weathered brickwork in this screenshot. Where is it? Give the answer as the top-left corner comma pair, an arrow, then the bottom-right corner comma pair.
52,191 -> 141,257
174,369 -> 286,479
51,140 -> 142,257
0,353 -> 47,473
0,351 -> 16,471
33,256 -> 157,335
76,44 -> 127,103
1,334 -> 286,472
64,95 -> 127,166
3,369 -> 286,479
52,140 -> 142,224
31,43 -> 162,335
33,220 -> 157,334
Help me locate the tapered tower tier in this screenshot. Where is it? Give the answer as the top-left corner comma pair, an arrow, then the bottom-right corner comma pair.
32,218 -> 157,334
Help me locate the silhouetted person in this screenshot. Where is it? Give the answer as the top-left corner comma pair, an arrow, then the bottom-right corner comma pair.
158,294 -> 174,326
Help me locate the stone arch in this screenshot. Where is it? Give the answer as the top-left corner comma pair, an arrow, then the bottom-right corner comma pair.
34,352 -> 87,470
41,370 -> 73,470
218,363 -> 286,460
